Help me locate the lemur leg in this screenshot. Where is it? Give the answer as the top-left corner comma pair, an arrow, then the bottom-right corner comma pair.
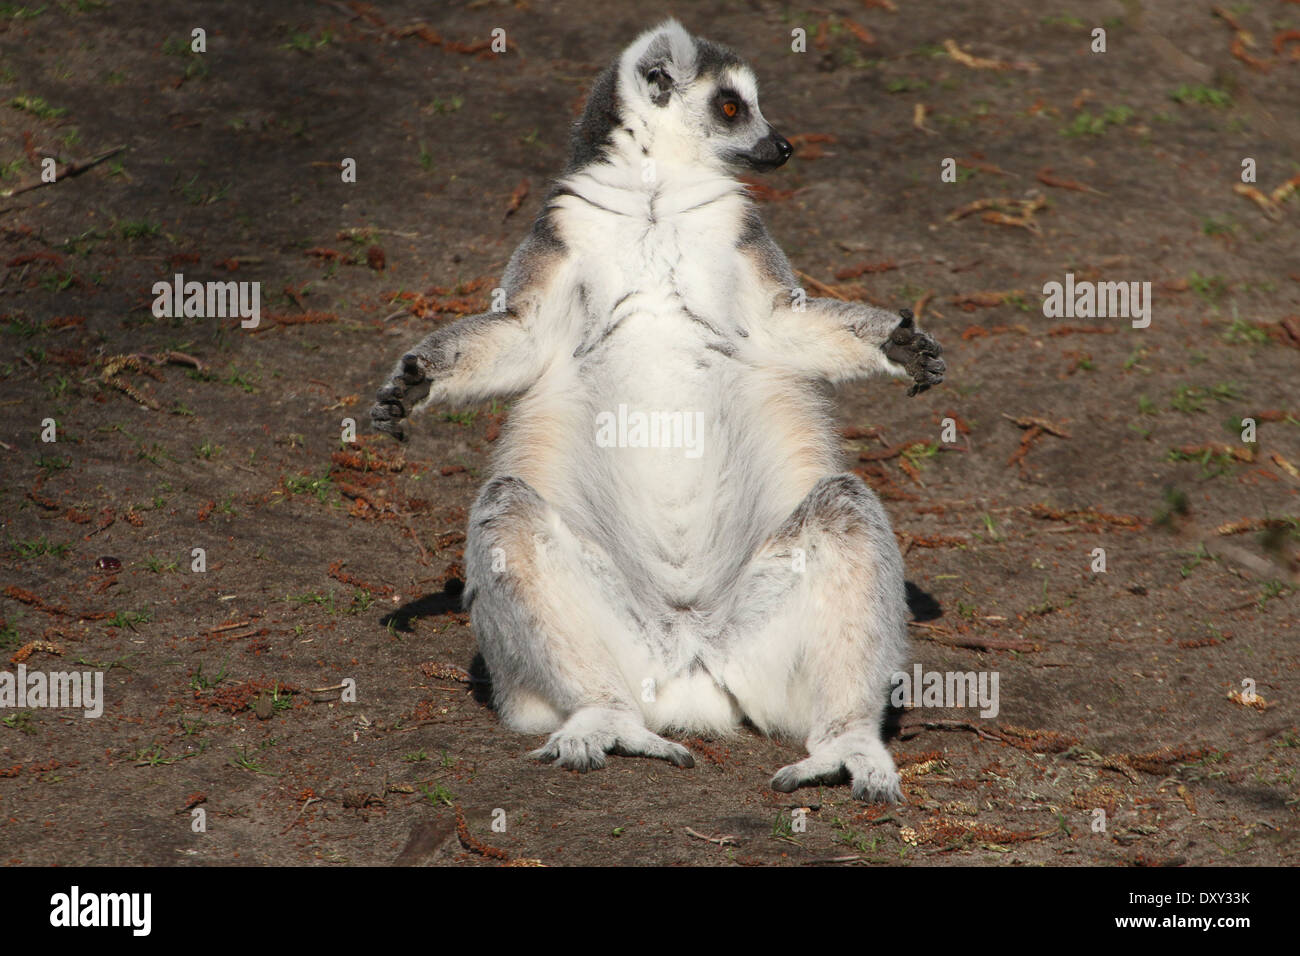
718,474 -> 907,803
464,476 -> 695,771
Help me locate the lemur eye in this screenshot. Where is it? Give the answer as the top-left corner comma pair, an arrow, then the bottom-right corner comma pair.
722,100 -> 739,118
646,67 -> 663,84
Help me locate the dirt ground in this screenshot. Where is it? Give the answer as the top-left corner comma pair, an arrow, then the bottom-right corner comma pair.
0,0 -> 1297,867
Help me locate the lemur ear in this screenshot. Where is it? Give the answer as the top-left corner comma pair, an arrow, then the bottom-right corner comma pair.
658,19 -> 696,75
644,64 -> 674,105
636,19 -> 696,106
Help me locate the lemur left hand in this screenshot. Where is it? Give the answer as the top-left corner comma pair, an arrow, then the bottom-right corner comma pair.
882,308 -> 944,396
370,352 -> 432,442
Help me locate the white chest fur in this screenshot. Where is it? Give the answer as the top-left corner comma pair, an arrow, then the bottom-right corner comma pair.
537,162 -> 764,599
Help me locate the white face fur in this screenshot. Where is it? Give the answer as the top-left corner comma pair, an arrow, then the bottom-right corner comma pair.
613,19 -> 793,175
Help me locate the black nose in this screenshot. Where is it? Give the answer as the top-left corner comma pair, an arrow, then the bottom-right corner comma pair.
772,132 -> 793,163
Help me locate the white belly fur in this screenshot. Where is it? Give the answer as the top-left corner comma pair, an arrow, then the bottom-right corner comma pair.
492,164 -> 834,731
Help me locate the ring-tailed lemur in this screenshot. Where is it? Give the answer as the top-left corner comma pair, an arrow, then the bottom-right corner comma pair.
371,20 -> 944,802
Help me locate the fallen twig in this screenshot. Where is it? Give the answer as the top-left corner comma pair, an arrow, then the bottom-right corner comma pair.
0,145 -> 125,199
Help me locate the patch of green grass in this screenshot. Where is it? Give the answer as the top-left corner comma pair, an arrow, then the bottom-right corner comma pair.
420,782 -> 454,807
117,219 -> 160,239
1221,317 -> 1269,345
230,744 -> 278,775
10,94 -> 65,118
134,741 -> 205,767
143,554 -> 178,573
175,174 -> 229,206
225,366 -> 258,393
885,77 -> 929,93
284,471 -> 333,503
833,817 -> 884,855
281,29 -> 335,52
1026,578 -> 1058,615
346,589 -> 375,615
4,317 -> 41,337
0,4 -> 47,20
105,609 -> 151,630
901,441 -> 939,471
429,94 -> 464,113
1257,580 -> 1293,609
38,270 -> 75,292
136,442 -> 170,466
12,535 -> 70,559
1169,383 -> 1240,414
189,658 -> 229,691
403,749 -> 429,763
1201,217 -> 1237,237
2,711 -> 37,734
195,439 -> 221,460
0,615 -> 21,650
1177,543 -> 1215,577
34,453 -> 71,472
441,409 -> 477,427
286,590 -> 337,614
1167,446 -> 1236,478
1062,105 -> 1133,137
1170,84 -> 1231,107
269,683 -> 294,713
1188,271 -> 1228,304
58,227 -> 106,256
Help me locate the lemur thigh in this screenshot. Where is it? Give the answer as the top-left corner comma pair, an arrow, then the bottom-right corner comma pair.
464,476 -> 695,771
718,474 -> 906,802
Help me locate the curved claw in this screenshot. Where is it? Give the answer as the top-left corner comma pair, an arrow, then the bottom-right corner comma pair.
370,355 -> 432,442
884,307 -> 945,397
528,707 -> 696,772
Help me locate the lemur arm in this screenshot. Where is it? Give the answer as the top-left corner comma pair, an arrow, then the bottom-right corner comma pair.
371,225 -> 562,442
739,211 -> 945,393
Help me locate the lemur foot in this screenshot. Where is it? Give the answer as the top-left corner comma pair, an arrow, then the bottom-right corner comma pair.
370,352 -> 431,442
771,731 -> 903,804
883,308 -> 945,397
529,706 -> 695,771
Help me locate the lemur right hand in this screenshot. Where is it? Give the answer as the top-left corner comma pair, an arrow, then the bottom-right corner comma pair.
882,309 -> 945,397
370,352 -> 431,442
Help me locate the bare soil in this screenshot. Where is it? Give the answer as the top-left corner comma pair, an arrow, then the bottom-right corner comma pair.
0,0 -> 1297,867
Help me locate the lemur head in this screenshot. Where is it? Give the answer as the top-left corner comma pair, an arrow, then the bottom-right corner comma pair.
568,20 -> 792,175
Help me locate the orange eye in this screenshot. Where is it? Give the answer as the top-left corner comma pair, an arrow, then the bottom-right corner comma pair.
722,101 -> 738,118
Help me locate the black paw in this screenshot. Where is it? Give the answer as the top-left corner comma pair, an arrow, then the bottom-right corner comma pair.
883,308 -> 945,396
369,353 -> 429,442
